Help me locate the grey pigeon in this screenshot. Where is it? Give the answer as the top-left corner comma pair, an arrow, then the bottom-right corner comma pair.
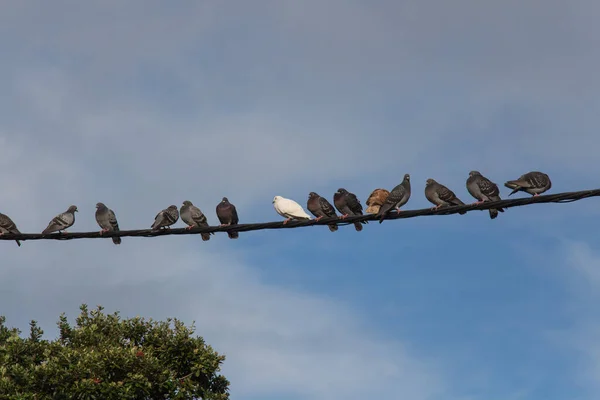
216,197 -> 239,239
180,200 -> 212,241
95,202 -> 121,245
466,171 -> 504,219
42,205 -> 78,234
307,192 -> 338,232
425,178 -> 466,215
0,212 -> 21,246
151,205 -> 179,230
377,174 -> 411,223
333,188 -> 366,231
504,171 -> 552,196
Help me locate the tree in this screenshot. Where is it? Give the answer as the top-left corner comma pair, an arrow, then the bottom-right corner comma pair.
0,304 -> 229,399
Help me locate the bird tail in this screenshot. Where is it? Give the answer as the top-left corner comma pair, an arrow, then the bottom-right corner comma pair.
112,236 -> 121,245
377,205 -> 391,223
328,224 -> 338,232
228,231 -> 239,239
504,180 -> 524,196
15,240 -> 21,247
489,209 -> 499,219
354,221 -> 363,231
201,233 -> 211,241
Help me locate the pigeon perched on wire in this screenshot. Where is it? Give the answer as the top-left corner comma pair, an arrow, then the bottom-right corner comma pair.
504,171 -> 552,197
0,212 -> 22,246
151,205 -> 179,230
425,179 -> 466,214
377,174 -> 411,223
307,192 -> 338,232
466,171 -> 504,219
216,197 -> 239,239
42,205 -> 78,234
333,188 -> 366,231
273,196 -> 312,224
95,202 -> 121,245
181,200 -> 212,241
365,188 -> 390,214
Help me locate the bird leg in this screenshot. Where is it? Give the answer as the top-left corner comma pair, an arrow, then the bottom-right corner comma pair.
314,216 -> 323,222
283,218 -> 292,224
395,208 -> 402,213
533,193 -> 540,197
472,200 -> 485,205
339,214 -> 349,219
185,225 -> 193,230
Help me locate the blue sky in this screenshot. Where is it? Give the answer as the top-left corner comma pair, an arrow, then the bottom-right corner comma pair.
1,1 -> 600,399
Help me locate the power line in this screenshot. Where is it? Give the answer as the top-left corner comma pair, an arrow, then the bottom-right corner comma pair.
1,188 -> 598,243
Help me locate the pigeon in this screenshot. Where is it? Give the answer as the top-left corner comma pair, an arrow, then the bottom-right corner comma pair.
95,202 -> 121,245
273,196 -> 312,224
307,192 -> 338,232
365,188 -> 390,214
504,171 -> 552,196
466,171 -> 504,219
377,174 -> 411,223
425,179 -> 466,214
180,200 -> 212,241
151,205 -> 179,230
0,212 -> 21,247
42,205 -> 78,234
216,197 -> 239,239
333,188 -> 366,231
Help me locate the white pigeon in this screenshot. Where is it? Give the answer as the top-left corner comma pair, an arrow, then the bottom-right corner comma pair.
272,195 -> 312,224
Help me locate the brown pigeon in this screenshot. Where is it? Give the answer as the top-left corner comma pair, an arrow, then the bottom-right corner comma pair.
151,205 -> 179,230
0,212 -> 21,246
424,179 -> 466,214
466,171 -> 504,219
216,197 -> 239,239
333,188 -> 366,231
307,192 -> 338,232
365,189 -> 390,214
504,171 -> 551,196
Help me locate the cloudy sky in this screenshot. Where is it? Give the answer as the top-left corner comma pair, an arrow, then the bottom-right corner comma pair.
1,1 -> 600,399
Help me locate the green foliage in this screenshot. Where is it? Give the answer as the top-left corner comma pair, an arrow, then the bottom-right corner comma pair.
0,305 -> 229,399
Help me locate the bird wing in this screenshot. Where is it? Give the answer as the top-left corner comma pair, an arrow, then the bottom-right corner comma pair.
318,197 -> 337,217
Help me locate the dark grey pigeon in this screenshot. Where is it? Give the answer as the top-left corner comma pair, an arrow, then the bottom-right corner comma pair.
95,202 -> 121,245
42,205 -> 78,234
425,178 -> 466,215
504,171 -> 552,196
377,174 -> 411,223
151,205 -> 179,230
181,200 -> 212,241
466,171 -> 504,219
307,192 -> 338,232
333,188 -> 366,231
0,212 -> 21,246
216,197 -> 239,239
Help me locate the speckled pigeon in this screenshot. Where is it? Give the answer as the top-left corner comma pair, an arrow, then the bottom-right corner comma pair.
307,192 -> 338,232
151,205 -> 179,230
504,171 -> 552,196
95,202 -> 121,245
216,197 -> 239,239
42,205 -> 78,234
425,178 -> 466,214
0,212 -> 21,246
377,174 -> 411,223
466,171 -> 504,219
181,200 -> 212,241
333,188 -> 366,231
